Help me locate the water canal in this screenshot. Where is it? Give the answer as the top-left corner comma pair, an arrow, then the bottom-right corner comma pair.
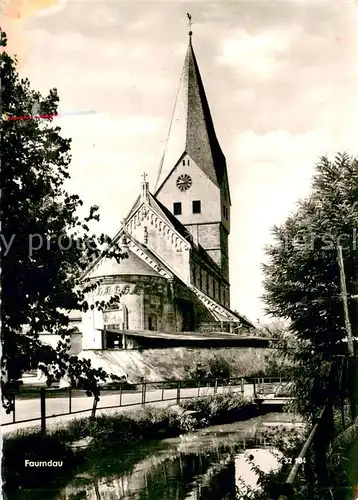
58,412 -> 303,500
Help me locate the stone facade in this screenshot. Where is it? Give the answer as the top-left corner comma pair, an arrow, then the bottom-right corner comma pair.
79,34 -> 253,350
81,267 -> 230,350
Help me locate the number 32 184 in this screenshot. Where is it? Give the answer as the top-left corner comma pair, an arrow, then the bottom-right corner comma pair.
283,457 -> 306,464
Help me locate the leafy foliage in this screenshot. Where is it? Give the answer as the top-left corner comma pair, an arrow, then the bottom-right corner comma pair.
186,355 -> 233,379
0,31 -> 127,409
263,153 -> 358,415
180,391 -> 257,421
254,319 -> 289,339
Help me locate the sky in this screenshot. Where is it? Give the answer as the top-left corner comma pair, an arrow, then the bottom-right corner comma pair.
4,0 -> 358,323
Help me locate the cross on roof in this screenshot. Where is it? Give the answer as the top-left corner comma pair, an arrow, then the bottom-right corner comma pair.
141,172 -> 148,182
187,13 -> 193,36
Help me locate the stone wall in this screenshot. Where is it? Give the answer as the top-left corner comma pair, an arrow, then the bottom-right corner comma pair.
78,347 -> 279,383
82,275 -> 179,349
197,222 -> 220,249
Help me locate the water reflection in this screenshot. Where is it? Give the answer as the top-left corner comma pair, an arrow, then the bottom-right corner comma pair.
61,413 -> 302,500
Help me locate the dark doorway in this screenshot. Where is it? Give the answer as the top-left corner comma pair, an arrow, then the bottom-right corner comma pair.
177,299 -> 195,331
105,330 -> 123,349
148,314 -> 157,331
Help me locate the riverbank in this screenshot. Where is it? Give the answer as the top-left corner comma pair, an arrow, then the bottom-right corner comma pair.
2,392 -> 281,496
63,415 -> 302,500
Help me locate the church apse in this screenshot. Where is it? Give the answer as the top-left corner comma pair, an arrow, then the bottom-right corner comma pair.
82,276 -> 181,349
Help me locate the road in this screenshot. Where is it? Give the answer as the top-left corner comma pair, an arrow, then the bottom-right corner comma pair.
2,383 -> 256,433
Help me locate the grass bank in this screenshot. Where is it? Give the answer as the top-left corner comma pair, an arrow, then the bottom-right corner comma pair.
3,392 -> 259,495
180,392 -> 260,424
78,346 -> 289,383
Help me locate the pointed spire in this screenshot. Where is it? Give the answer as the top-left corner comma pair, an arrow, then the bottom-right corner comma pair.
155,23 -> 227,194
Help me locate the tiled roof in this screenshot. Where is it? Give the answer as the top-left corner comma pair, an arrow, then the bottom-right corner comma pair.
155,38 -> 228,194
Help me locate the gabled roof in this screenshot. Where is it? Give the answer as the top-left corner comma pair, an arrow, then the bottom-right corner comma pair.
155,37 -> 228,194
124,188 -> 192,243
128,191 -> 227,280
81,230 -> 173,282
117,187 -> 226,282
130,237 -> 174,279
152,195 -> 192,241
188,284 -> 254,328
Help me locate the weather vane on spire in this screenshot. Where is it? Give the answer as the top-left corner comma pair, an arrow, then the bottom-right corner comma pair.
187,13 -> 193,37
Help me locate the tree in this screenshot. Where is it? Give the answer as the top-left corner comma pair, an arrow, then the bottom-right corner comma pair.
254,319 -> 289,339
0,31 -> 126,410
262,153 -> 358,416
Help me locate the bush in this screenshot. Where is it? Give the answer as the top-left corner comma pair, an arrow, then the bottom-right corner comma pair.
187,355 -> 233,380
181,392 -> 257,421
53,417 -> 90,442
53,406 -> 197,450
182,349 -> 291,381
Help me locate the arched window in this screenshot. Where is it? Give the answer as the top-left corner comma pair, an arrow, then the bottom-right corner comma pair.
103,302 -> 128,330
148,314 -> 157,331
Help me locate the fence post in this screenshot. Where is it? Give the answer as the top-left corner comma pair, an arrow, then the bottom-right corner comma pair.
119,384 -> 123,407
313,407 -> 330,494
91,396 -> 98,419
177,381 -> 181,405
161,381 -> 165,401
348,355 -> 358,422
197,381 -> 200,397
40,388 -> 46,436
214,379 -> 218,395
241,378 -> 244,395
304,448 -> 315,499
69,386 -> 72,414
253,379 -> 257,398
141,379 -> 146,407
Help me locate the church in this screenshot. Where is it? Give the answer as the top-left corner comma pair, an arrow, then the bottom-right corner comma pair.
80,30 -> 253,350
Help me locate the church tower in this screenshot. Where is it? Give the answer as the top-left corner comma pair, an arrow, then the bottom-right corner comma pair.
155,27 -> 231,282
